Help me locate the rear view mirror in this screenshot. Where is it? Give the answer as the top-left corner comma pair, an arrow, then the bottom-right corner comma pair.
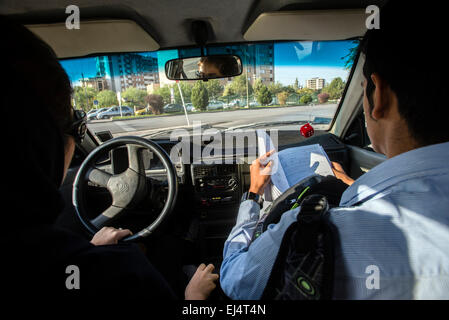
165,54 -> 242,80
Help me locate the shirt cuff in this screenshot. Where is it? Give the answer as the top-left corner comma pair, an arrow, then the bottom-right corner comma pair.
236,199 -> 260,226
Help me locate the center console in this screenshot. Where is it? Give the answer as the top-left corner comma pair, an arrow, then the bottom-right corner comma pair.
191,164 -> 241,209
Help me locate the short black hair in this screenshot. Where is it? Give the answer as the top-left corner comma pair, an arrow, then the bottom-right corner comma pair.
201,55 -> 240,77
360,1 -> 447,146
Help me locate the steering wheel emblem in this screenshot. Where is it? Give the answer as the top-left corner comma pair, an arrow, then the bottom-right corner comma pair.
116,182 -> 129,193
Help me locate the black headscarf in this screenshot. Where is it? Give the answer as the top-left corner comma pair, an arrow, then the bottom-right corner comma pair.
1,17 -> 177,301
1,16 -> 67,227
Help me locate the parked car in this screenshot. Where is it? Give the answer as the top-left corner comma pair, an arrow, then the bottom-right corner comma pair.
207,101 -> 224,110
96,106 -> 134,119
163,103 -> 183,113
135,106 -> 151,116
185,103 -> 196,112
87,107 -> 108,120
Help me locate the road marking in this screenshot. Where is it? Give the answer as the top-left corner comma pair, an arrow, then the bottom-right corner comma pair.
114,121 -> 135,132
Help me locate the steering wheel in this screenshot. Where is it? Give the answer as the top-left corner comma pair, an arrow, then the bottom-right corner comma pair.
73,136 -> 178,242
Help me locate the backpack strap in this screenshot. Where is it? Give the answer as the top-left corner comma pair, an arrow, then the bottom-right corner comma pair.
262,175 -> 348,232
261,194 -> 335,300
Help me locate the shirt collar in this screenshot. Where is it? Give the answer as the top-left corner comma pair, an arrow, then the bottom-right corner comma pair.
340,141 -> 449,207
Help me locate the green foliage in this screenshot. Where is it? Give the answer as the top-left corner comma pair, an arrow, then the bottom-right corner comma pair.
121,87 -> 147,107
223,83 -> 235,97
145,94 -> 164,115
322,77 -> 346,100
297,88 -> 315,96
227,74 -> 253,97
204,79 -> 224,100
267,82 -> 284,96
73,86 -> 98,111
277,91 -> 289,106
153,86 -> 171,105
96,90 -> 118,108
299,94 -> 313,105
191,81 -> 209,111
294,78 -> 300,90
283,85 -> 296,94
342,40 -> 360,70
253,78 -> 264,94
255,84 -> 272,106
171,82 -> 194,104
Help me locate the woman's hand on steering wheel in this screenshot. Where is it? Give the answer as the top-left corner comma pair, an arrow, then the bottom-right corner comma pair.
90,227 -> 133,246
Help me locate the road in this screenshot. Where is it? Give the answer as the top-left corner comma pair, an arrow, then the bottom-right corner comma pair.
87,104 -> 338,136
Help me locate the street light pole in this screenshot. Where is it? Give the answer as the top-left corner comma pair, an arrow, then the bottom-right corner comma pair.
245,49 -> 249,108
81,73 -> 89,110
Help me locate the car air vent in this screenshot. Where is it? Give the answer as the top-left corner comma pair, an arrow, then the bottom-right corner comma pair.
193,167 -> 211,177
216,165 -> 236,175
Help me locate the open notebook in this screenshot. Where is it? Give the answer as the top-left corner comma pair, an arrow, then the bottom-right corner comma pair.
257,129 -> 335,202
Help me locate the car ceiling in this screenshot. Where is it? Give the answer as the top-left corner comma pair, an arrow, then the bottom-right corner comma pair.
1,0 -> 386,50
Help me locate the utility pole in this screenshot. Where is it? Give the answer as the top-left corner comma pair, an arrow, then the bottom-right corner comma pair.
245,49 -> 249,108
81,73 -> 89,110
177,81 -> 190,126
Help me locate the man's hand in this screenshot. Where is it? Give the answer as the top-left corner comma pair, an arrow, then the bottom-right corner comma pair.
331,161 -> 355,186
249,150 -> 275,195
185,263 -> 219,300
90,227 -> 132,246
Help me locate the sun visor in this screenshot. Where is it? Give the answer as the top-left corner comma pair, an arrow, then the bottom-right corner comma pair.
26,19 -> 159,58
244,10 -> 366,41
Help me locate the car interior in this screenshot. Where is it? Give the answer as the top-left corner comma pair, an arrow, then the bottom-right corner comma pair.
2,0 -> 388,299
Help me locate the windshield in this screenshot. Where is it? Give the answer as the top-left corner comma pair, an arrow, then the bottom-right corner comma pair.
60,40 -> 358,140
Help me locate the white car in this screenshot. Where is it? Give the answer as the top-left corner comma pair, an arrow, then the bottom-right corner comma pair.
185,103 -> 196,112
96,106 -> 134,119
207,101 -> 224,110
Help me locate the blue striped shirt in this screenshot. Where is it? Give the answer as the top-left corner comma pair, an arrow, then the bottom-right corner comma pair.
220,141 -> 449,299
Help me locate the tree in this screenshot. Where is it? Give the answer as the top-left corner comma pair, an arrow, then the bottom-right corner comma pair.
145,94 -> 164,115
253,78 -> 264,94
153,86 -> 171,105
223,83 -> 235,97
294,78 -> 300,90
171,82 -> 194,104
122,87 -> 147,108
228,74 -> 253,97
267,82 -> 283,96
96,90 -> 118,108
342,40 -> 360,70
255,84 -> 272,106
204,79 -> 224,100
299,94 -> 313,105
297,88 -> 315,96
73,86 -> 98,111
191,81 -> 209,111
317,92 -> 330,104
322,77 -> 345,100
277,91 -> 289,106
283,85 -> 296,94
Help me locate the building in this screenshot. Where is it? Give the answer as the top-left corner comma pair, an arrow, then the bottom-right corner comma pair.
80,76 -> 109,91
306,77 -> 325,90
146,83 -> 160,94
96,53 -> 159,92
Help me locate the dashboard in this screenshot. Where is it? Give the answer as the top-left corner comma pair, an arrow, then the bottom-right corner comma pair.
71,132 -> 348,264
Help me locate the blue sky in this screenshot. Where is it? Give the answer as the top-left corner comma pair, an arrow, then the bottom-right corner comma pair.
60,58 -> 97,85
274,40 -> 357,86
60,40 -> 357,87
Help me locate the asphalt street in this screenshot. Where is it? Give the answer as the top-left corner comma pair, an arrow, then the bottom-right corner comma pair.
87,104 -> 338,137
